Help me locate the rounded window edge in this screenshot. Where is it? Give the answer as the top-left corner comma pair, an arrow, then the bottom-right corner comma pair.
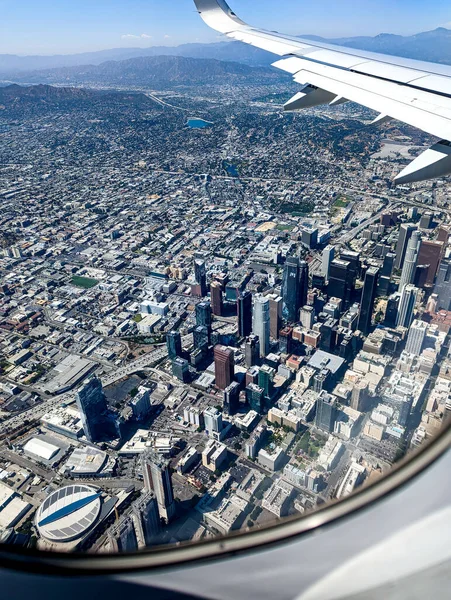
1,419 -> 450,576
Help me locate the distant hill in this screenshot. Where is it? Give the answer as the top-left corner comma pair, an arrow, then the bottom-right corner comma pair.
3,55 -> 288,88
1,27 -> 451,76
302,27 -> 451,64
0,84 -> 151,114
0,42 -> 275,73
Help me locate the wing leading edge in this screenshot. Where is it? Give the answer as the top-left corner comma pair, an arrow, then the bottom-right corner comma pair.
193,0 -> 451,184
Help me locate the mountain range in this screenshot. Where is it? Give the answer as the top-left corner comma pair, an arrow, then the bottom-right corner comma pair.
1,55 -> 288,88
1,27 -> 451,76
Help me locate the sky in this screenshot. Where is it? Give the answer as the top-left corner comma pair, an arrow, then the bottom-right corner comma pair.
0,0 -> 451,55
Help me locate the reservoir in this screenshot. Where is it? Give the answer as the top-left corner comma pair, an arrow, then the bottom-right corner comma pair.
187,118 -> 213,129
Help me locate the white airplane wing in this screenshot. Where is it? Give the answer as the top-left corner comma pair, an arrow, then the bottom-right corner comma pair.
193,0 -> 451,184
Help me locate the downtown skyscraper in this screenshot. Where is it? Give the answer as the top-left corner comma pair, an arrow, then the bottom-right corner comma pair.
142,450 -> 176,522
281,256 -> 309,322
357,266 -> 379,335
399,231 -> 421,291
237,291 -> 252,337
252,294 -> 270,357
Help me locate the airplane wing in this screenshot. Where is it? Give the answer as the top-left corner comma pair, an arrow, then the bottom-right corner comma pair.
193,0 -> 451,184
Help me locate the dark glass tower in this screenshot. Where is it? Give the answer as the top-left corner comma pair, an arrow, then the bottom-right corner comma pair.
210,281 -> 223,316
394,224 -> 416,270
195,301 -> 212,329
434,258 -> 451,310
166,331 -> 182,359
357,266 -> 379,335
315,392 -> 338,433
76,376 -> 112,443
194,259 -> 207,297
237,291 -> 252,337
327,259 -> 354,308
282,256 -> 308,322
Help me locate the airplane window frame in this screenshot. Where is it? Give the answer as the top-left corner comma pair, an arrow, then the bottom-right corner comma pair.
0,419 -> 449,575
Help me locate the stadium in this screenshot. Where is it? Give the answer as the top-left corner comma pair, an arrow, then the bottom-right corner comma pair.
36,485 -> 103,544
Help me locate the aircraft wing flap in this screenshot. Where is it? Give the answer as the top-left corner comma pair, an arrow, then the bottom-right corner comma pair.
272,57 -> 451,140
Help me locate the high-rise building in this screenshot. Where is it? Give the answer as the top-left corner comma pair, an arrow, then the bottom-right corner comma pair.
210,281 -> 223,316
224,381 -> 240,415
301,227 -> 318,249
246,383 -> 265,414
416,240 -> 444,286
237,291 -> 252,337
405,320 -> 428,355
130,388 -> 151,421
268,294 -> 283,339
395,224 -> 416,270
76,376 -> 113,443
327,259 -> 354,308
244,334 -> 260,368
299,260 -> 309,307
385,293 -> 400,328
204,407 -> 224,436
357,266 -> 379,335
315,392 -> 338,433
166,331 -> 182,360
399,231 -> 421,291
193,325 -> 209,351
108,515 -> 138,553
131,492 -> 160,548
279,326 -> 293,354
142,450 -> 176,522
194,259 -> 207,297
252,295 -> 270,358
195,301 -> 212,329
381,252 -> 396,278
214,345 -> 234,390
434,257 -> 451,311
258,364 -> 276,400
300,305 -> 315,329
172,357 -> 190,383
340,250 -> 360,282
282,256 -> 302,322
322,245 -> 335,279
396,284 -> 419,329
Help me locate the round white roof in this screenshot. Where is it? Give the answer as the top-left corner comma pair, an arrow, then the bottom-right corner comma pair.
36,484 -> 102,543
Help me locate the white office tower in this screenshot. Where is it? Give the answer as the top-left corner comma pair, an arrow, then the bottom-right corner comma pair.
405,320 -> 428,355
399,231 -> 421,291
142,450 -> 176,522
300,305 -> 315,329
203,406 -> 223,436
252,294 -> 270,358
131,492 -> 160,548
396,284 -> 419,329
322,245 -> 335,279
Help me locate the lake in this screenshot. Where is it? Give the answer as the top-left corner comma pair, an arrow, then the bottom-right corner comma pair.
187,118 -> 213,129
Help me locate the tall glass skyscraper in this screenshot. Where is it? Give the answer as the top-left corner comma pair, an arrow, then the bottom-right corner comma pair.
399,231 -> 421,291
282,256 -> 308,322
76,376 -> 112,443
357,266 -> 379,335
142,450 -> 176,522
396,284 -> 419,329
166,331 -> 182,359
252,294 -> 270,357
194,259 -> 207,297
237,291 -> 252,337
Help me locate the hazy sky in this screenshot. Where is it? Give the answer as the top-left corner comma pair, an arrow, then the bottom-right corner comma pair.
1,0 -> 450,55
